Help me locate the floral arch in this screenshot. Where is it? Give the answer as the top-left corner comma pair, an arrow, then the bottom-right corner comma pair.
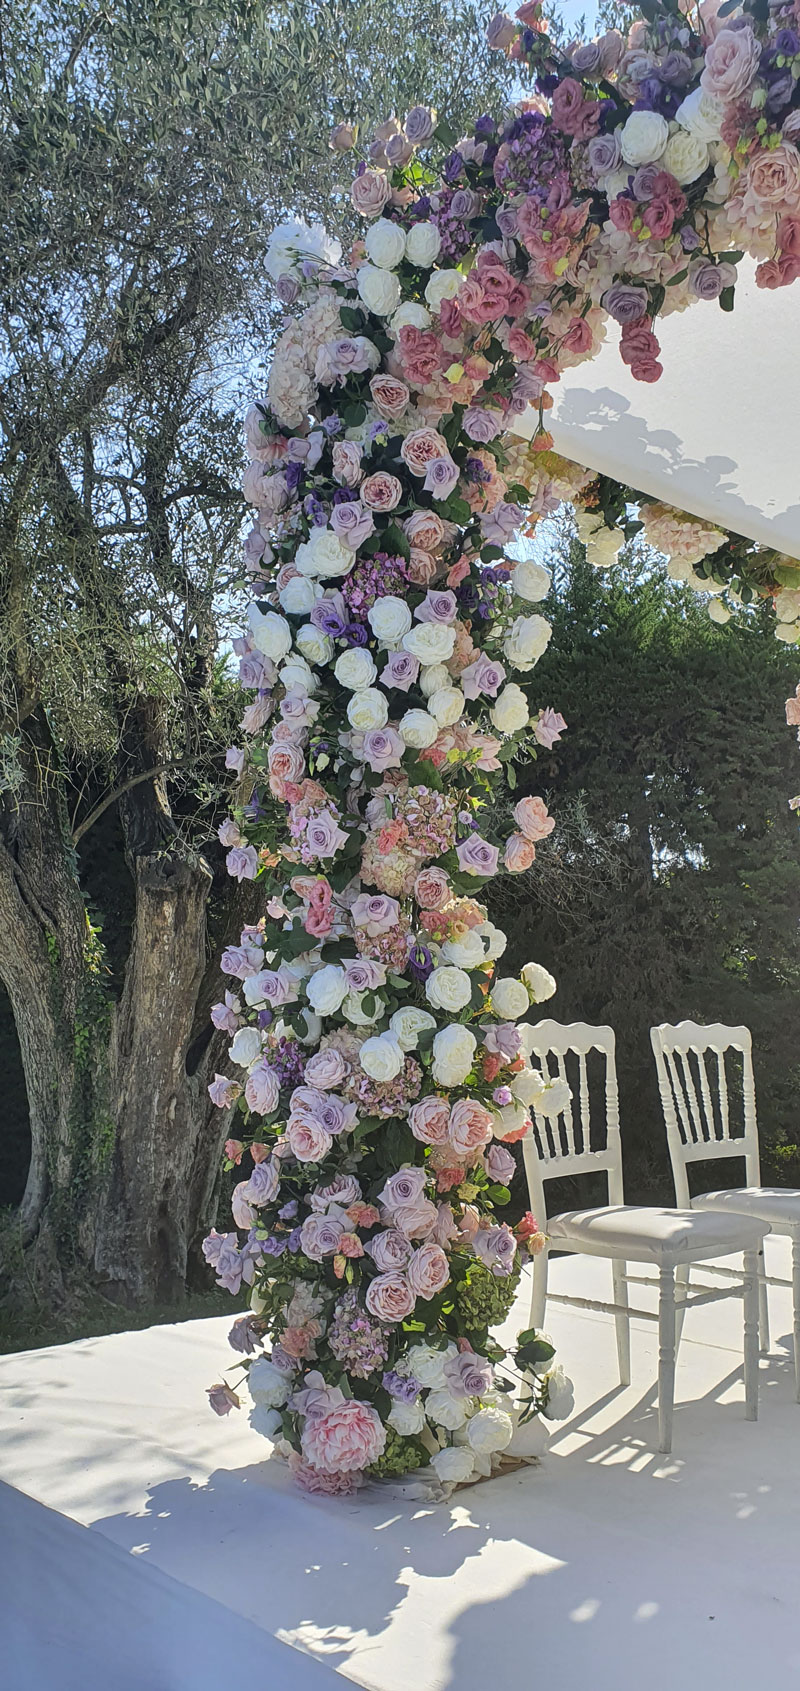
202,0 -> 800,1494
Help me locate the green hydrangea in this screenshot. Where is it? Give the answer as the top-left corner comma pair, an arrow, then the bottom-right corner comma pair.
367,1428 -> 427,1478
454,1261 -> 522,1332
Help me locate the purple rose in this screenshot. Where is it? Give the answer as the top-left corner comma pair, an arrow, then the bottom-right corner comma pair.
367,1228 -> 413,1270
416,589 -> 457,625
460,653 -> 506,699
482,1022 -> 522,1061
360,726 -> 405,771
450,187 -> 482,220
227,1315 -> 263,1355
382,1368 -> 420,1403
311,604 -> 347,637
379,1167 -> 428,1208
456,832 -> 500,876
275,273 -> 300,305
300,1212 -> 346,1260
660,50 -> 692,87
382,651 -> 420,691
310,1172 -> 362,1210
486,11 -> 517,52
601,284 -> 648,325
423,454 -> 459,500
242,1157 -> 281,1207
570,40 -> 602,75
207,1382 -> 240,1415
463,406 -> 504,443
689,260 -> 736,302
218,818 -> 242,848
405,104 -> 436,144
244,967 -> 297,1009
343,956 -> 386,992
632,164 -> 661,201
226,845 -> 259,883
305,808 -> 349,858
220,942 -> 263,979
238,651 -> 271,689
330,500 -> 376,550
244,1060 -> 281,1117
210,993 -> 240,1035
231,1181 -> 257,1229
485,1142 -> 517,1184
443,1349 -> 495,1398
587,132 -> 622,178
204,1232 -> 244,1293
472,1222 -> 517,1278
480,501 -> 524,545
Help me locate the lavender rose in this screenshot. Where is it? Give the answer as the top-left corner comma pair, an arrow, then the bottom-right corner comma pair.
484,1142 -> 517,1184
405,105 -> 437,144
330,501 -> 376,550
416,589 -> 458,625
443,1349 -> 495,1398
241,1157 -> 281,1207
456,833 -> 500,877
463,406 -> 504,443
601,283 -> 648,325
300,1213 -> 346,1259
304,1048 -> 348,1090
688,260 -> 736,301
379,1167 -> 429,1209
360,726 -> 405,772
366,1229 -> 413,1271
424,454 -> 460,499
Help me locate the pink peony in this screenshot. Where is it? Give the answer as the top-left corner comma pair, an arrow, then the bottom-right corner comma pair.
360,471 -> 403,510
448,1097 -> 494,1158
504,832 -> 536,873
406,1241 -> 450,1299
408,1094 -> 452,1145
513,795 -> 555,843
301,1396 -> 386,1473
404,509 -> 446,553
365,1271 -> 416,1321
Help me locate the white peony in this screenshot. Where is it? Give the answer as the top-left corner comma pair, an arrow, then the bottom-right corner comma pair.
503,614 -> 552,672
387,1398 -> 427,1436
295,624 -> 334,667
342,990 -> 383,1027
491,977 -> 529,1020
424,269 -> 463,311
229,1027 -> 262,1068
295,528 -> 356,580
491,1099 -> 531,1140
248,605 -> 292,662
491,683 -> 530,734
398,708 -> 439,748
441,929 -> 487,970
619,109 -> 669,166
475,921 -> 507,961
334,648 -> 377,690
431,1445 -> 476,1484
280,653 -> 317,694
510,1066 -> 549,1107
426,1389 -> 469,1430
390,300 -> 432,334
306,964 -> 348,1016
675,86 -> 724,144
541,1364 -> 575,1421
432,1024 -> 477,1087
389,1006 -> 437,1051
520,961 -> 557,1002
419,663 -> 451,698
661,128 -> 709,186
707,599 -> 731,626
359,1032 -> 405,1081
347,687 -> 390,732
402,623 -> 457,665
466,1406 -> 514,1454
279,576 -> 320,616
405,221 -> 442,267
357,263 -> 402,317
365,218 -> 407,269
368,595 -> 413,646
265,217 -> 342,281
425,965 -> 472,1013
428,686 -> 464,727
249,1403 -> 283,1440
248,1358 -> 291,1408
512,560 -> 551,603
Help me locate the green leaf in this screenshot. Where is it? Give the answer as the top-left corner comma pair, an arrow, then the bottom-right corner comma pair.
719,286 -> 735,313
338,305 -> 364,332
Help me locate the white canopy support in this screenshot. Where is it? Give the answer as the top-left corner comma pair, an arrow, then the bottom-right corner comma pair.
512,264 -> 800,557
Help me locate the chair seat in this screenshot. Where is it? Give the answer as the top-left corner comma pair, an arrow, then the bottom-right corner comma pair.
691,1187 -> 800,1234
548,1203 -> 769,1265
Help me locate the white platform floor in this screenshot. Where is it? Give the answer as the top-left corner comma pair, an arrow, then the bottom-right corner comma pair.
2,1238 -> 799,1691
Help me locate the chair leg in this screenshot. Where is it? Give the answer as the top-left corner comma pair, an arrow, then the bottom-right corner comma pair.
757,1241 -> 770,1355
792,1232 -> 800,1404
657,1265 -> 677,1455
529,1242 -> 549,1333
742,1248 -> 760,1423
611,1259 -> 631,1387
674,1262 -> 690,1359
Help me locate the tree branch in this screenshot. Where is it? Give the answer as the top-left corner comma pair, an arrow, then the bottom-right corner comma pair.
72,759 -> 196,847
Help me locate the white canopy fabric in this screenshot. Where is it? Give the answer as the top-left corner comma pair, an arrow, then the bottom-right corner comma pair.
513,264 -> 800,557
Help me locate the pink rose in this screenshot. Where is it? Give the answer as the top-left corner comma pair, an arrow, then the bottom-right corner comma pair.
404,509 -> 446,553
395,325 -> 446,387
267,741 -> 306,798
287,1117 -> 334,1163
513,795 -> 555,843
504,832 -> 536,872
406,1242 -> 450,1299
360,471 -> 403,510
331,440 -> 363,486
365,1271 -> 416,1321
619,321 -> 663,384
390,1198 -> 440,1239
408,548 -> 438,585
400,428 -> 450,477
369,373 -> 411,419
304,1048 -> 348,1090
785,687 -> 800,727
413,866 -> 451,909
448,1097 -> 494,1158
700,25 -> 761,101
744,144 -> 800,215
350,167 -> 391,218
244,1060 -> 281,1115
365,1228 -> 413,1271
408,1095 -> 452,1145
301,1397 -> 386,1472
299,1213 -> 345,1258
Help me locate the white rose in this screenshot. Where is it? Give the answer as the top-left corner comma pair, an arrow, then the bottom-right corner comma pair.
229,1026 -> 262,1068
295,529 -> 356,580
334,648 -> 377,690
510,1066 -> 549,1108
491,1099 -> 530,1140
347,687 -> 390,732
675,86 -> 724,144
359,1032 -> 405,1081
248,605 -> 292,661
305,964 -> 348,1016
390,300 -> 432,333
503,614 -> 552,672
249,1403 -> 283,1440
512,560 -> 551,603
390,1006 -> 437,1050
368,595 -> 413,646
466,1406 -> 514,1454
428,686 -> 464,727
541,1364 -> 575,1421
774,622 -> 800,644
365,218 -> 407,269
400,1342 -> 456,1387
402,623 -> 457,665
419,662 -> 450,698
491,684 -> 530,735
600,167 -> 636,200
357,263 -> 402,317
265,217 -> 341,281
425,965 -> 472,1013
278,576 -> 320,616
774,590 -> 800,624
475,921 -> 507,961
441,929 -> 487,970
398,708 -> 439,748
342,990 -> 383,1027
574,508 -> 604,541
387,1398 -> 427,1436
295,624 -> 334,667
520,961 -> 556,1002
248,1358 -> 292,1408
432,1024 -> 477,1087
619,109 -> 669,166
426,1389 -> 469,1430
490,976 -> 529,1020
424,269 -> 463,312
431,1445 -> 476,1484
707,599 -> 731,625
585,525 -> 624,567
661,128 -> 709,186
280,653 -> 317,695
405,221 -> 442,267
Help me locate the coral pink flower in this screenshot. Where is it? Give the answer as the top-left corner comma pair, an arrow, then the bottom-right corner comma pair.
513,795 -> 555,843
504,833 -> 536,872
301,1396 -> 386,1473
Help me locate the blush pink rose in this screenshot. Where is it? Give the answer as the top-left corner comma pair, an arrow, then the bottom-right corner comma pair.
287,1117 -> 334,1163
406,1242 -> 450,1299
408,1095 -> 452,1145
744,144 -> 800,214
301,1397 -> 386,1472
513,795 -> 555,843
331,440 -> 363,486
700,24 -> 761,101
408,547 -> 438,585
366,1228 -> 413,1271
390,1198 -> 440,1239
350,168 -> 391,218
404,508 -> 446,553
360,471 -> 403,510
267,742 -> 306,798
448,1098 -> 494,1158
365,1271 -> 416,1322
414,866 -> 451,909
400,428 -> 450,477
504,832 -> 536,872
369,373 -> 411,419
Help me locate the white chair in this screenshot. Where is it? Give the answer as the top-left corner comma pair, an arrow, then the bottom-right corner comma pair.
651,1019 -> 800,1401
520,1020 -> 768,1453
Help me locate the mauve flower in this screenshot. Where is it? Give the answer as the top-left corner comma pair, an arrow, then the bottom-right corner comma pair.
416,589 -> 457,625
351,892 -> 401,935
406,1242 -> 450,1299
485,1141 -> 517,1183
424,455 -> 460,499
366,1228 -> 413,1270
460,653 -> 506,699
535,707 -> 567,749
443,1349 -> 494,1398
225,746 -> 245,776
379,1167 -> 428,1208
243,1157 -> 281,1207
306,809 -> 350,858
481,501 -> 524,544
304,1048 -> 347,1090
456,832 -> 500,876
369,373 -> 411,419
351,166 -> 391,218
472,1221 -> 518,1277
448,1097 -> 494,1158
330,501 -> 376,550
207,1382 -> 240,1415
601,283 -> 648,325
228,1315 -> 264,1355
226,845 -> 259,882
405,104 -> 437,143
463,406 -> 504,443
588,132 -> 622,178
361,726 -> 405,771
300,1212 -> 346,1259
701,24 -> 761,101
408,1095 -> 451,1145
360,472 -> 403,511
209,1073 -> 241,1109
244,1060 -> 281,1116
382,650 -> 420,692
482,1022 -> 522,1061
